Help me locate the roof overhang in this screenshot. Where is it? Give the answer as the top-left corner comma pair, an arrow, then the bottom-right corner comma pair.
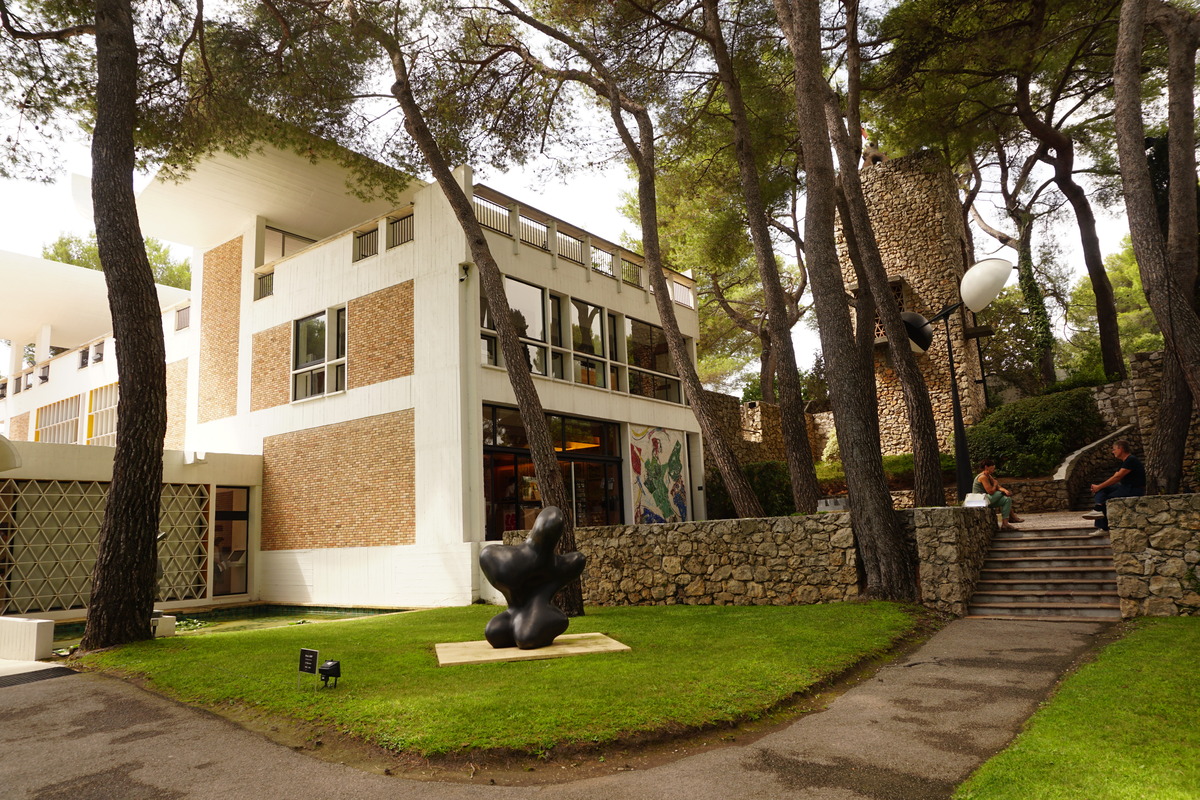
104,144 -> 419,251
0,250 -> 189,350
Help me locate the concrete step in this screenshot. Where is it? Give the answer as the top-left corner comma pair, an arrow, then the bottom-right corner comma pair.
971,590 -> 1119,605
967,602 -> 1121,620
979,567 -> 1117,581
983,555 -> 1117,570
993,527 -> 1100,540
990,534 -> 1111,548
990,544 -> 1114,558
976,578 -> 1117,593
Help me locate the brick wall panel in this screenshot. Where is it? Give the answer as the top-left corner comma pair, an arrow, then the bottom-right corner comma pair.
198,237 -> 242,423
164,358 -> 188,450
261,410 -> 415,549
251,323 -> 292,411
348,280 -> 414,389
9,412 -> 29,441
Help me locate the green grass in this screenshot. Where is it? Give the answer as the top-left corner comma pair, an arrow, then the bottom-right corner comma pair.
955,617 -> 1200,800
79,602 -> 917,756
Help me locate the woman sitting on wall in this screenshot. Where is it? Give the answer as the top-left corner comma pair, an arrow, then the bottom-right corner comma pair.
973,459 -> 1024,531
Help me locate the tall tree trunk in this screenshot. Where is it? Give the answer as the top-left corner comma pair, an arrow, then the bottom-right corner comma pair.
378,49 -> 583,615
1114,0 -> 1200,406
81,0 -> 167,650
774,0 -> 917,601
1145,3 -> 1200,494
825,91 -> 946,509
1013,214 -> 1057,388
759,330 -> 776,404
626,105 -> 765,518
489,0 -> 766,519
1015,77 -> 1125,381
700,0 -> 819,515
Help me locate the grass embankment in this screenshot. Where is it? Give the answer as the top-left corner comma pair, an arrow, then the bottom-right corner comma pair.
80,602 -> 917,757
956,617 -> 1200,800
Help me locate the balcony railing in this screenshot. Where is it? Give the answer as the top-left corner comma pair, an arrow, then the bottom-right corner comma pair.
473,195 -> 511,234
388,213 -> 414,247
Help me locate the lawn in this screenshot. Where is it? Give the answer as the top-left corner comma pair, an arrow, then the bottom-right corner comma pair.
79,602 -> 918,756
955,617 -> 1200,800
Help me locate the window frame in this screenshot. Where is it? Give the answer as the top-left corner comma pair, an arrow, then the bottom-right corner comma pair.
291,305 -> 348,402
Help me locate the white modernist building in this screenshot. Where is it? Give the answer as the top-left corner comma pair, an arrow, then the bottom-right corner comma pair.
0,145 -> 705,618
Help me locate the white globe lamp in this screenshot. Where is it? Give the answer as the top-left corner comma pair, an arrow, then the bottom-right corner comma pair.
960,258 -> 1013,312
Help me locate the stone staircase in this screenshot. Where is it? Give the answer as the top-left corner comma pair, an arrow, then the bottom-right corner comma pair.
967,524 -> 1121,621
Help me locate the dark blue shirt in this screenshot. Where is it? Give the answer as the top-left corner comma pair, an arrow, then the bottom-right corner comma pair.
1119,454 -> 1145,490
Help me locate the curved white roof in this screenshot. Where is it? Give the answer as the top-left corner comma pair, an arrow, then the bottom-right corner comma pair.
0,250 -> 189,350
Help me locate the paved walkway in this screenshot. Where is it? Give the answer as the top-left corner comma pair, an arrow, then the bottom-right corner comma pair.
0,616 -> 1107,800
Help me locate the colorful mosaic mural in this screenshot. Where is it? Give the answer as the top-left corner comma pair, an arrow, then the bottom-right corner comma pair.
630,425 -> 688,523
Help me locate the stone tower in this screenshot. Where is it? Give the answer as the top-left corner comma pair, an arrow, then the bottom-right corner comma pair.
836,153 -> 987,455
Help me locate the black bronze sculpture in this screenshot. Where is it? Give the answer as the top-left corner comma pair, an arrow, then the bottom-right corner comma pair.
478,506 -> 586,649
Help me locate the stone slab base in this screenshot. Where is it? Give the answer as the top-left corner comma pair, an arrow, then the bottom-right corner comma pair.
435,632 -> 630,666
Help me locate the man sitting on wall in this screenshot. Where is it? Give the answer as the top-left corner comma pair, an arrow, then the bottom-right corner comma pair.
1084,439 -> 1145,530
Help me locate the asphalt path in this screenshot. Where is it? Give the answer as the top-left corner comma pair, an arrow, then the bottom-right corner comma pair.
0,617 -> 1106,800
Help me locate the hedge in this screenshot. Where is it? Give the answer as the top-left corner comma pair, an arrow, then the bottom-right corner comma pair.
965,387 -> 1104,477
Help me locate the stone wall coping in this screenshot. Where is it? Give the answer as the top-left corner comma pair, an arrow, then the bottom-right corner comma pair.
1054,423 -> 1135,481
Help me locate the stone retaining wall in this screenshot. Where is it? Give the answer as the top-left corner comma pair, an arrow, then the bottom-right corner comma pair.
905,506 -> 994,617
1110,493 -> 1200,618
503,507 -> 994,616
1003,478 -> 1071,513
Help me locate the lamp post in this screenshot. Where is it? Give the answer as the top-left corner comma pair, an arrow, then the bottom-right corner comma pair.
903,258 -> 1013,501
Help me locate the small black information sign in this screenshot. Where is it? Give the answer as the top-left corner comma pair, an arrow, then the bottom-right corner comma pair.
299,648 -> 319,675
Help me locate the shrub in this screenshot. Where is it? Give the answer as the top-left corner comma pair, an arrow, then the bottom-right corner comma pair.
822,430 -> 840,462
704,461 -> 796,519
966,387 -> 1104,476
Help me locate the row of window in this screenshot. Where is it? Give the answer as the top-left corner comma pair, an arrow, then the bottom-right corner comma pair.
0,299 -> 188,402
479,277 -> 685,404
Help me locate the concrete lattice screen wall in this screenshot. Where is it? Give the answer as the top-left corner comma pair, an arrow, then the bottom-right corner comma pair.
198,236 -> 243,423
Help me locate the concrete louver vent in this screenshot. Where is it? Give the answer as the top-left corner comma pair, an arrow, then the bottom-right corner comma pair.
0,480 -> 210,615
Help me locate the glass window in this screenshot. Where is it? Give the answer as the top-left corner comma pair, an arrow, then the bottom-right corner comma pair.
571,299 -> 603,355
608,314 -> 618,360
483,405 -> 623,540
551,351 -> 565,379
525,344 -> 548,376
480,288 -> 494,330
213,487 -> 250,597
481,334 -> 497,366
292,307 -> 347,401
264,226 -> 315,260
495,407 -> 528,449
562,417 -> 603,453
626,318 -> 676,376
505,277 -> 545,341
482,406 -> 496,445
573,356 -> 606,387
294,312 -> 326,369
550,295 -> 563,347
